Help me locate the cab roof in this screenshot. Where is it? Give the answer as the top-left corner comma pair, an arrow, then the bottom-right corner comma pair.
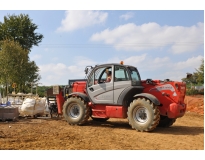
94,63 -> 137,69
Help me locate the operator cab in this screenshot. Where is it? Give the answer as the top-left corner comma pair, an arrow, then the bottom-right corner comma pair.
86,62 -> 143,105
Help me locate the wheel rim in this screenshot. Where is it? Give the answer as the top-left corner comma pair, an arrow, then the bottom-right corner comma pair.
133,107 -> 149,123
68,103 -> 80,118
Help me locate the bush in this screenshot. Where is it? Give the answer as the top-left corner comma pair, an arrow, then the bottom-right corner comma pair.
186,88 -> 204,95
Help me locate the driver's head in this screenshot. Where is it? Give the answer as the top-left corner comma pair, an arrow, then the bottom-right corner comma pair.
107,71 -> 111,76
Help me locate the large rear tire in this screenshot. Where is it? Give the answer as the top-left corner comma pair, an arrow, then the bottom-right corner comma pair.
127,98 -> 160,132
63,97 -> 90,125
157,115 -> 176,127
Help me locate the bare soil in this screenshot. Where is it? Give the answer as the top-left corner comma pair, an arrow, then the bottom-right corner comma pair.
0,95 -> 204,150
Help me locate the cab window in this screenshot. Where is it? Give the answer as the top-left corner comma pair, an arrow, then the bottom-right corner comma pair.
87,72 -> 94,87
87,66 -> 112,87
114,66 -> 130,81
128,67 -> 141,85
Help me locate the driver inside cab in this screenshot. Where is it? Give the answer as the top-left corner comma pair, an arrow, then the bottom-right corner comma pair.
106,71 -> 112,82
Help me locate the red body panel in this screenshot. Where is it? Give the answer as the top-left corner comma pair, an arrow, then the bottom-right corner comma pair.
72,81 -> 87,93
141,80 -> 186,118
91,105 -> 127,118
56,91 -> 65,115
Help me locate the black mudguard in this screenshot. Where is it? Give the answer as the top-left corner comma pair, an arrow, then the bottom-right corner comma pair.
134,93 -> 160,106
67,92 -> 90,102
117,86 -> 144,105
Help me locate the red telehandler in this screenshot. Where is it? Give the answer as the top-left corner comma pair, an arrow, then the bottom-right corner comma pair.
54,62 -> 186,132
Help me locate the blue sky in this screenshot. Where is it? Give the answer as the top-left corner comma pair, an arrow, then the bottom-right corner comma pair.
0,2 -> 204,86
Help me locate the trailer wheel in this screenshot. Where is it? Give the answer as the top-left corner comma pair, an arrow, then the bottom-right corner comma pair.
63,96 -> 90,125
157,115 -> 176,127
127,98 -> 160,132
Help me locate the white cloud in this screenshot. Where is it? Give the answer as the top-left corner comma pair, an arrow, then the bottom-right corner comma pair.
38,54 -> 203,86
159,70 -> 187,82
30,54 -> 42,61
120,12 -> 134,20
38,57 -> 98,85
73,56 -> 97,67
174,55 -> 204,70
138,55 -> 203,81
122,54 -> 170,72
90,22 -> 204,54
57,10 -> 108,32
124,54 -> 147,66
105,54 -> 170,71
40,63 -> 67,75
103,54 -> 203,81
38,63 -> 82,86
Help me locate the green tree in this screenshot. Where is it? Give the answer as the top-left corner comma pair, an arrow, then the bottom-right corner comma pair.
182,58 -> 204,95
182,58 -> 204,85
36,86 -> 51,97
23,61 -> 41,93
194,59 -> 204,84
0,39 -> 41,94
0,14 -> 43,51
181,73 -> 197,85
0,39 -> 27,93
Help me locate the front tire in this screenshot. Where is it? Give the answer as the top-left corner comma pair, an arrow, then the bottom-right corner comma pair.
127,98 -> 160,132
63,97 -> 90,125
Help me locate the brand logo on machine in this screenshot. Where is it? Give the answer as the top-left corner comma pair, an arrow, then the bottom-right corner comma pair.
149,84 -> 177,96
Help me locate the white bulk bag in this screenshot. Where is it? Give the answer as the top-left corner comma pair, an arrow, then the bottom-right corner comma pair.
33,98 -> 46,116
20,97 -> 46,116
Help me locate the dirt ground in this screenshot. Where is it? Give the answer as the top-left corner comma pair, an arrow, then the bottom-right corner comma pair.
0,95 -> 204,150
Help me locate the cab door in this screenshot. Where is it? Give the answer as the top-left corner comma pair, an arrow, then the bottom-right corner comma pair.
86,65 -> 114,104
113,65 -> 131,104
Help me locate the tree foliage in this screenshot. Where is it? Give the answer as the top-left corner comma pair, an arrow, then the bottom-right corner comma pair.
182,58 -> 204,85
0,13 -> 43,95
194,59 -> 204,84
0,14 -> 43,51
181,58 -> 204,95
0,39 -> 41,93
35,86 -> 51,97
